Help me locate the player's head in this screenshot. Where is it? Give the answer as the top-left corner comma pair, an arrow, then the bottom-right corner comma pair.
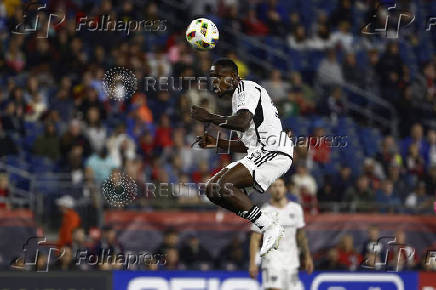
209,58 -> 239,98
269,178 -> 287,202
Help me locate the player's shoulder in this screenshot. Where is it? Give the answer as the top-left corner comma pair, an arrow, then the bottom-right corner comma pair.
238,80 -> 262,93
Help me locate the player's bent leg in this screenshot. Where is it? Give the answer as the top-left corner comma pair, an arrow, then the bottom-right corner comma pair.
205,167 -> 229,206
215,162 -> 284,256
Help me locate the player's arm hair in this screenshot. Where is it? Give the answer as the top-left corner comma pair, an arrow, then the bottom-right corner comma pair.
216,138 -> 248,153
207,109 -> 253,132
249,231 -> 262,266
296,228 -> 311,258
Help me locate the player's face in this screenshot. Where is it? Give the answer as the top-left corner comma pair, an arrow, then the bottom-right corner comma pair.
270,179 -> 286,201
210,65 -> 237,98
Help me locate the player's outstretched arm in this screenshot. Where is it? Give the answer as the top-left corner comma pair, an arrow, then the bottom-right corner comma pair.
297,228 -> 314,274
195,133 -> 248,153
191,105 -> 252,132
249,231 -> 262,279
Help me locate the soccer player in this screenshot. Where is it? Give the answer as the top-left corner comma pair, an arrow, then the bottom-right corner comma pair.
191,58 -> 294,256
249,179 -> 313,290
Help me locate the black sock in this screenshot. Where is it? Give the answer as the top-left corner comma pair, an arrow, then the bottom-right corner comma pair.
237,205 -> 262,223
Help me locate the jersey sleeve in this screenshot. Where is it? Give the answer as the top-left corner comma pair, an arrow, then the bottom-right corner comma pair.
296,203 -> 306,229
235,82 -> 260,115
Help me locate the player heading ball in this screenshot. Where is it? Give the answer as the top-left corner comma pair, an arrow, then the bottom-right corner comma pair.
191,58 -> 294,256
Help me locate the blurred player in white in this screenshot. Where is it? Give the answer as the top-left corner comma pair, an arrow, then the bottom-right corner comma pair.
249,178 -> 313,290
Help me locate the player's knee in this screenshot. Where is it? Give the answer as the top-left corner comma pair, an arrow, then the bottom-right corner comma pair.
205,180 -> 221,202
216,177 -> 235,198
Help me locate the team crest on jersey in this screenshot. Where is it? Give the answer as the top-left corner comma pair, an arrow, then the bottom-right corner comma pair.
271,276 -> 278,282
289,213 -> 295,219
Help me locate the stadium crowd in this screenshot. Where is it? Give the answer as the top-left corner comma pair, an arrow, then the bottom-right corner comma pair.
0,0 -> 435,271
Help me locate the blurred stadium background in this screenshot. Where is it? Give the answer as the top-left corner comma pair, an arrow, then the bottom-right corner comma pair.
0,0 -> 436,288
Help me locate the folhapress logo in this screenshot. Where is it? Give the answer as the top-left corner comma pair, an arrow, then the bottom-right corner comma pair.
361,0 -> 415,38
12,1 -> 65,38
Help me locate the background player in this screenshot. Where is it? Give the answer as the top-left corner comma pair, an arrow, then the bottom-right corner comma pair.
249,178 -> 313,290
191,58 -> 294,256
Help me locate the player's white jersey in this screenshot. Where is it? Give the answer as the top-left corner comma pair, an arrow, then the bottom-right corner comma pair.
232,80 -> 294,156
251,201 -> 305,270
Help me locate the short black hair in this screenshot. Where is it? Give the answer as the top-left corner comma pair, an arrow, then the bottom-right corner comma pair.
212,58 -> 238,74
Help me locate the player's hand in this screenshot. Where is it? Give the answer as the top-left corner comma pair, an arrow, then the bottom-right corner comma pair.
249,264 -> 258,279
191,105 -> 211,122
304,255 -> 314,274
196,133 -> 217,148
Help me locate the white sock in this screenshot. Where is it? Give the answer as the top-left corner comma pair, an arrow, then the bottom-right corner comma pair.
254,211 -> 273,230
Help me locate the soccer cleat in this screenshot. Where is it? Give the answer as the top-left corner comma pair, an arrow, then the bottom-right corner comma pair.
259,214 -> 284,257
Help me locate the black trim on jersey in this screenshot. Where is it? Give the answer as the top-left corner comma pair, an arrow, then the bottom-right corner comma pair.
252,170 -> 266,193
254,87 -> 264,146
260,145 -> 294,161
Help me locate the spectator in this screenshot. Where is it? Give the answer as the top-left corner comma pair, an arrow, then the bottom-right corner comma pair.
401,123 -> 428,160
317,49 -> 344,87
308,23 -> 334,50
405,143 -> 426,178
1,101 -> 25,136
0,121 -> 18,157
411,61 -> 435,104
375,135 -> 403,176
375,179 -> 402,213
261,70 -> 290,102
336,234 -> 362,271
163,247 -> 181,270
242,8 -> 269,36
329,0 -> 353,28
342,53 -> 363,87
332,165 -> 354,199
56,195 -> 81,248
0,173 -> 10,209
361,226 -> 382,262
387,230 -> 416,271
405,181 -> 432,214
387,164 -> 409,202
318,248 -> 347,270
217,235 -> 246,270
33,122 -> 61,161
180,235 -> 212,270
53,246 -> 76,271
155,228 -> 180,255
291,162 -> 318,212
288,25 -> 308,50
376,42 -> 404,101
85,107 -> 107,153
60,119 -> 92,159
331,21 -> 354,52
344,175 -> 375,212
106,125 -> 136,168
362,158 -> 383,190
427,129 -> 436,167
85,147 -> 117,185
153,114 -> 174,153
131,93 -> 153,124
309,126 -> 331,164
93,225 -> 124,257
425,165 -> 436,197
319,87 -> 347,124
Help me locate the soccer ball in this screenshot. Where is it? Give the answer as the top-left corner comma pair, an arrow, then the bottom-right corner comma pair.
186,18 -> 219,50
